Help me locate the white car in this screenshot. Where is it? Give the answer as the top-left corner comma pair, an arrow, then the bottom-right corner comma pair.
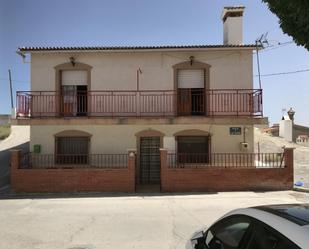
187,204 -> 309,249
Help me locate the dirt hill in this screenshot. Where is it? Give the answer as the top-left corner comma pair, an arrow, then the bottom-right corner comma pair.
255,127 -> 309,187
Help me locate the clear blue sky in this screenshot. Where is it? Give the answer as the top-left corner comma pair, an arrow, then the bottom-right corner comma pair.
0,0 -> 308,125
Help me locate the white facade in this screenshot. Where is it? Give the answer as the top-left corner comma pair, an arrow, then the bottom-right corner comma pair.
17,45 -> 263,156
30,124 -> 254,154
30,49 -> 253,91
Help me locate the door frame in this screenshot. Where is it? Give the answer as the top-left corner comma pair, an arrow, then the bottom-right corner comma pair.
173,60 -> 211,116
135,129 -> 164,185
54,62 -> 92,116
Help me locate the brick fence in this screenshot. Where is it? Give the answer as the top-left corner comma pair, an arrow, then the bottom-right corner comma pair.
10,150 -> 136,193
160,148 -> 294,192
11,149 -> 294,193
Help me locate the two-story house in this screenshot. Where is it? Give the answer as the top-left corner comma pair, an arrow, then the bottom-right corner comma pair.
11,6 -> 294,193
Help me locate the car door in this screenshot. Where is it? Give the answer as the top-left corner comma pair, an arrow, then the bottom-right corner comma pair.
245,220 -> 301,249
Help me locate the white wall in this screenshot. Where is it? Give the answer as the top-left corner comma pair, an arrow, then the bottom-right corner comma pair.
30,124 -> 254,154
30,49 -> 253,91
279,120 -> 293,142
224,17 -> 243,45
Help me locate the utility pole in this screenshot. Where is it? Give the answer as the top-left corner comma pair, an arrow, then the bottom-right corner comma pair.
8,69 -> 14,109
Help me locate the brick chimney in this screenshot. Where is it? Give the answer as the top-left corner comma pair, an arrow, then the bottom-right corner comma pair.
222,6 -> 245,45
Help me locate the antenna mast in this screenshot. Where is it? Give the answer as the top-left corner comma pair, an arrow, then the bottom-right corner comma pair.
255,33 -> 268,89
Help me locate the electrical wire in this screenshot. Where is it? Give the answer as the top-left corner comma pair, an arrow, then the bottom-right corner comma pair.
255,68 -> 309,77
259,41 -> 294,53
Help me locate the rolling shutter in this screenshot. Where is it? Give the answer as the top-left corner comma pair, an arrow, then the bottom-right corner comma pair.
178,69 -> 204,89
61,70 -> 87,86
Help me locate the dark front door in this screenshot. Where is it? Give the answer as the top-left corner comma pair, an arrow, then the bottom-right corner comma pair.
139,137 -> 161,184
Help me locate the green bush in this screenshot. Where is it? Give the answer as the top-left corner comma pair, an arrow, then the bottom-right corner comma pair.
0,125 -> 11,140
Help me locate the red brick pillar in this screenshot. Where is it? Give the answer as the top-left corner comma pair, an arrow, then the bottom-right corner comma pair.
284,147 -> 295,189
160,149 -> 168,192
127,150 -> 136,192
10,150 -> 21,191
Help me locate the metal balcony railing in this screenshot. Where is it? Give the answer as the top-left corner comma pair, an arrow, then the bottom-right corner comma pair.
16,89 -> 263,118
167,152 -> 285,168
20,153 -> 129,169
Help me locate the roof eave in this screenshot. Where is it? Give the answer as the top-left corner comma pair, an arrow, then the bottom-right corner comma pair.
18,45 -> 260,54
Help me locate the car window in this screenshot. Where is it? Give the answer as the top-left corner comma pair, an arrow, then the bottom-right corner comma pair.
205,216 -> 251,249
245,222 -> 300,249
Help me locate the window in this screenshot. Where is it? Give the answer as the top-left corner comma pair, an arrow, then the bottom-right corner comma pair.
177,136 -> 209,163
56,137 -> 89,165
205,216 -> 251,249
245,222 -> 300,249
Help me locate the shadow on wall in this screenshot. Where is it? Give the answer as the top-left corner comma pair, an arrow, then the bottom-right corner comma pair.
0,142 -> 29,188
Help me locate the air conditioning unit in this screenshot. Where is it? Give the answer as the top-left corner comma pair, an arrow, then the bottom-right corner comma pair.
240,142 -> 249,152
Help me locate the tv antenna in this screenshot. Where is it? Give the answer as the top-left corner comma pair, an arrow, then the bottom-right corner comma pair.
255,32 -> 269,89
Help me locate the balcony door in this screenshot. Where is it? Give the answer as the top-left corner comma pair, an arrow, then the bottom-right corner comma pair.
177,69 -> 205,116
61,70 -> 88,116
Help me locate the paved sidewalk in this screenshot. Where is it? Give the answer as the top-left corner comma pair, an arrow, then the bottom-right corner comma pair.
0,191 -> 308,249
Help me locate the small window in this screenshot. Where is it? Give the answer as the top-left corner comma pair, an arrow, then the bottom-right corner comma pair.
177,136 -> 209,163
56,137 -> 89,165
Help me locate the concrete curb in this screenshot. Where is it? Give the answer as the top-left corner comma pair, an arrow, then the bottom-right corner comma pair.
293,186 -> 309,193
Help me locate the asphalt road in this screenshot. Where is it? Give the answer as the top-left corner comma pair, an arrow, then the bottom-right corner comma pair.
0,191 -> 308,249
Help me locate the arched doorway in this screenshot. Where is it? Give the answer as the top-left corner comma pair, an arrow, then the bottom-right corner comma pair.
135,129 -> 164,185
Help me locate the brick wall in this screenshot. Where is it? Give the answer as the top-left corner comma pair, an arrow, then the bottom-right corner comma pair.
160,148 -> 294,192
11,149 -> 294,193
11,150 -> 136,193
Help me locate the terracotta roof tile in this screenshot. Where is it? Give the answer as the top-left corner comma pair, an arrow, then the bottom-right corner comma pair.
18,44 -> 259,52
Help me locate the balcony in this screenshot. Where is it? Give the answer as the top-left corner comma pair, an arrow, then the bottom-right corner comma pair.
16,89 -> 263,118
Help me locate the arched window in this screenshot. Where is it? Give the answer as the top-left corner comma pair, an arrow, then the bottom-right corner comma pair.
174,129 -> 211,164
54,130 -> 92,165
